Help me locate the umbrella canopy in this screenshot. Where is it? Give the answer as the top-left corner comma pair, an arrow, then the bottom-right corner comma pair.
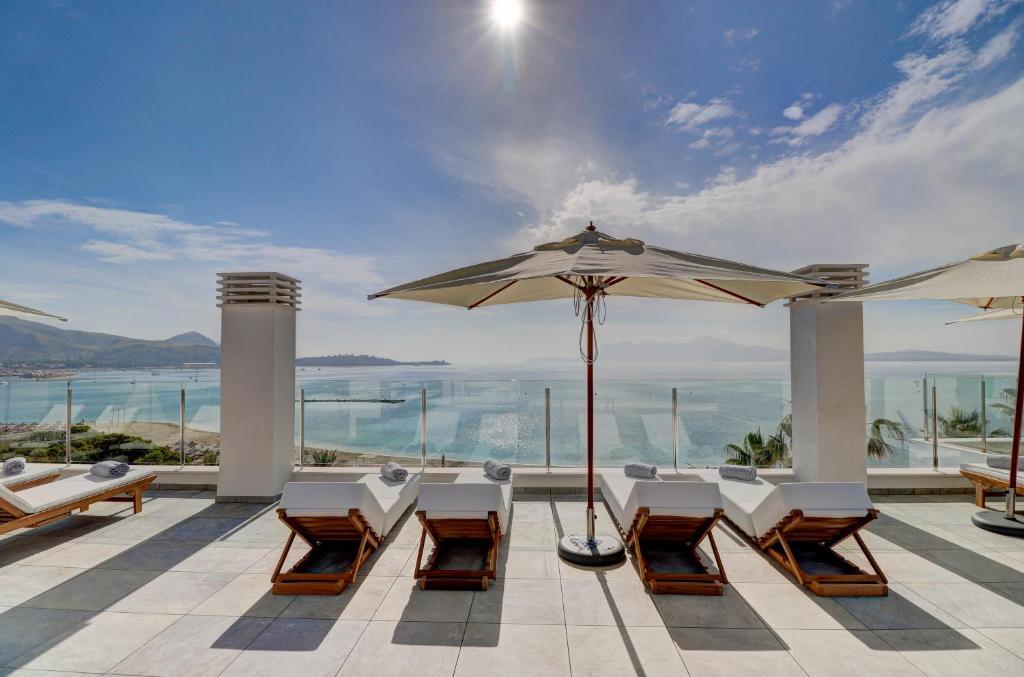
947,306 -> 1023,325
0,298 -> 66,322
831,242 -> 1024,528
370,224 -> 824,561
369,227 -> 819,308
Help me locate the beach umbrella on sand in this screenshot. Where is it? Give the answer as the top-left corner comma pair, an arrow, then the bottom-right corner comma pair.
833,243 -> 1024,537
0,299 -> 66,322
369,223 -> 823,565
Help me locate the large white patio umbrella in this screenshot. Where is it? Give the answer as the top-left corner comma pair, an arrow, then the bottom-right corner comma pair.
369,223 -> 823,565
0,298 -> 66,322
833,243 -> 1024,536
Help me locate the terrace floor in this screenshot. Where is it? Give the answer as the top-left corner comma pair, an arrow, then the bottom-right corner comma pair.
2,491 -> 1024,676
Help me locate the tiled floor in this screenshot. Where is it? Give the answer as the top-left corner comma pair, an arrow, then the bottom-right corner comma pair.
2,490 -> 1024,676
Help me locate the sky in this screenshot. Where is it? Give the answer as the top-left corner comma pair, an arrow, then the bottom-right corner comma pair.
0,0 -> 1022,363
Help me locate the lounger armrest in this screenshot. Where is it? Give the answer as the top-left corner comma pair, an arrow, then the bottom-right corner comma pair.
751,482 -> 872,539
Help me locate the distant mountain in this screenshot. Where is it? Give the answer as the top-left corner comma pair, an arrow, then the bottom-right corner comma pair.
165,331 -> 217,347
0,317 -> 220,368
297,354 -> 450,367
602,337 -> 1014,362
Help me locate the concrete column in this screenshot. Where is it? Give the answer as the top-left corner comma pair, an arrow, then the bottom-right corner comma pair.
217,273 -> 300,502
788,264 -> 869,483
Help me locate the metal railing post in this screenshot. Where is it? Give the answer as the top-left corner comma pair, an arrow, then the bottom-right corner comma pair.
544,387 -> 551,469
981,379 -> 988,454
931,385 -> 939,469
179,386 -> 186,467
299,388 -> 305,468
672,387 -> 679,471
420,388 -> 427,470
922,376 -> 930,440
65,382 -> 72,466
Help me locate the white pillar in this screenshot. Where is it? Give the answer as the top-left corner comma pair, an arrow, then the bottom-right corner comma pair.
788,265 -> 868,483
217,273 -> 300,501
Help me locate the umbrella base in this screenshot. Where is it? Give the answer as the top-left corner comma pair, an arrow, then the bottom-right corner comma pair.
972,510 -> 1024,538
557,533 -> 626,567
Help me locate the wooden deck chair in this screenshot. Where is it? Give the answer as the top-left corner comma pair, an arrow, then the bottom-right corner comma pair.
959,462 -> 1024,507
0,465 -> 62,491
414,474 -> 511,591
699,471 -> 887,597
601,470 -> 727,595
273,473 -> 420,595
0,468 -> 156,536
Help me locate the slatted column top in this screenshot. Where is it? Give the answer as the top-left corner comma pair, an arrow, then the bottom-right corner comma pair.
787,264 -> 868,303
217,272 -> 302,309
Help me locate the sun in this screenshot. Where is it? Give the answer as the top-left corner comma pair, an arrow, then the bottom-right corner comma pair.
491,0 -> 523,30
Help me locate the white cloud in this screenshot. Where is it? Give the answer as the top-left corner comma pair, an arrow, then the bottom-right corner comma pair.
782,103 -> 805,120
723,27 -> 759,47
771,103 -> 843,145
975,18 -> 1021,67
81,240 -> 175,263
665,98 -> 737,131
909,0 -> 1018,41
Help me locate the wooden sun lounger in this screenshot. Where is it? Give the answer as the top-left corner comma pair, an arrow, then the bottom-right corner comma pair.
698,472 -> 887,597
601,471 -> 727,595
272,474 -> 420,595
414,474 -> 511,591
0,469 -> 156,536
0,465 -> 62,491
959,462 -> 1024,507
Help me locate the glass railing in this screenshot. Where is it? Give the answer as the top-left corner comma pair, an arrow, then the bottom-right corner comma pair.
0,372 -> 1015,469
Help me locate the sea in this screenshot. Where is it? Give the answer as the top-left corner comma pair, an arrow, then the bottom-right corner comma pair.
0,360 -> 1016,467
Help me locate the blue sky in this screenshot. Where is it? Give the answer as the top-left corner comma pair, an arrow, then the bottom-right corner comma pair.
1,0 -> 1022,362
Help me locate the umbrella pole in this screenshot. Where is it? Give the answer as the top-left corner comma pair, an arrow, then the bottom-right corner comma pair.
586,295 -> 596,541
1006,317 -> 1024,518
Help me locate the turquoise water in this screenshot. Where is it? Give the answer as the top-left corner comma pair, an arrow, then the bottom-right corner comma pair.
0,361 -> 1015,467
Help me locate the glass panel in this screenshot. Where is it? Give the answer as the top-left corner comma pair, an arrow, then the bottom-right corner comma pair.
72,379 -> 181,465
184,380 -> 220,465
0,379 -> 72,464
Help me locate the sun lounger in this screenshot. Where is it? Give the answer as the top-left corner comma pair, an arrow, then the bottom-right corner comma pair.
414,471 -> 512,591
273,472 -> 421,595
698,471 -> 886,597
0,468 -> 156,535
600,470 -> 727,595
0,464 -> 62,491
959,462 -> 1024,507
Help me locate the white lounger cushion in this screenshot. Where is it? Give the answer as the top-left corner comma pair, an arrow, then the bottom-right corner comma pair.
0,468 -> 156,515
600,470 -> 721,531
279,473 -> 420,538
419,473 -> 512,533
0,464 -> 61,488
961,462 -> 1024,483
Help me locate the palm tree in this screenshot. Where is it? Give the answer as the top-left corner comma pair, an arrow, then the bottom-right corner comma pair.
867,418 -> 907,460
937,406 -> 981,437
990,387 -> 1017,429
724,428 -> 789,468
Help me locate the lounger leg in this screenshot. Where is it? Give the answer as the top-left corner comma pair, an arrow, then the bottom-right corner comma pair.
774,532 -> 806,586
272,532 -> 296,584
351,530 -> 371,583
414,526 -> 427,580
133,488 -> 143,514
852,532 -> 887,584
706,530 -> 727,584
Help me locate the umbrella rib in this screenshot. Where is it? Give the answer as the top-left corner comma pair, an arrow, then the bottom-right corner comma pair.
467,280 -> 518,309
556,275 -> 586,292
695,279 -> 765,307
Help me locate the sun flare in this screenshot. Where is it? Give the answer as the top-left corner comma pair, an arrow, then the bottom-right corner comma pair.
491,0 -> 523,30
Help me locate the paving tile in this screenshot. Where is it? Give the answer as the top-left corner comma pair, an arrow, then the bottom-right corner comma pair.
835,582 -> 967,630
19,541 -> 132,569
220,618 -> 366,677
10,611 -> 177,673
774,628 -> 924,676
0,607 -> 91,665
977,627 -> 1024,660
469,579 -> 564,624
505,521 -> 557,550
158,517 -> 249,542
94,540 -> 209,571
372,577 -> 475,622
456,623 -> 570,677
337,620 -> 462,677
926,548 -> 1024,583
906,581 -> 1024,627
733,582 -> 866,630
108,571 -> 236,614
244,543 -> 309,575
361,546 -> 415,577
560,578 -> 663,626
705,551 -> 788,583
24,568 -> 160,611
850,551 -> 966,583
0,536 -> 72,567
567,624 -> 686,677
190,573 -> 293,617
498,547 -> 561,579
112,614 -> 272,677
510,501 -> 555,523
670,627 -> 804,677
281,576 -> 396,620
557,556 -> 641,581
218,515 -> 290,545
168,545 -> 271,573
0,566 -> 86,606
877,628 -> 1024,676
653,585 -> 764,629
79,515 -> 185,544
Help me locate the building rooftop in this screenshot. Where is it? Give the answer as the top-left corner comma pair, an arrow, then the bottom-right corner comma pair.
1,489 -> 1024,676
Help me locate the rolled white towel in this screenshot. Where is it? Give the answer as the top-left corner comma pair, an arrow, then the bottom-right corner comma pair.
91,460 -> 129,478
624,462 -> 657,479
2,457 -> 26,475
381,461 -> 408,482
719,464 -> 757,481
484,459 -> 511,481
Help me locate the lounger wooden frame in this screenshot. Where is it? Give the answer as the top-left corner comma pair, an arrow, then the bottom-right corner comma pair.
752,508 -> 887,597
621,507 -> 728,595
414,510 -> 501,591
4,471 -> 61,492
0,473 -> 155,536
272,508 -> 380,595
960,466 -> 1024,508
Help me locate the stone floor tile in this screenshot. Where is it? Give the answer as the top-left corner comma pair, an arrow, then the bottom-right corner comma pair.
372,577 -> 475,622
977,627 -> 1024,659
220,618 -> 367,677
774,628 -> 924,676
168,545 -> 271,574
361,546 -> 415,577
0,607 -> 91,665
108,571 -> 236,614
22,542 -> 132,570
189,573 -> 293,617
281,576 -> 396,620
24,568 -> 160,611
567,624 -> 686,677
877,628 -> 1024,676
456,623 -> 570,677
906,581 -> 1024,627
337,620 -> 462,677
670,627 -> 804,677
733,582 -> 866,630
835,582 -> 968,630
469,579 -> 564,624
0,566 -> 86,607
560,578 -> 663,627
926,548 -> 1024,583
498,547 -> 561,579
653,585 -> 764,629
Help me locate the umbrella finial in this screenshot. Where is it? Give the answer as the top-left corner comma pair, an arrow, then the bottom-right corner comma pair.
587,221 -> 596,232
